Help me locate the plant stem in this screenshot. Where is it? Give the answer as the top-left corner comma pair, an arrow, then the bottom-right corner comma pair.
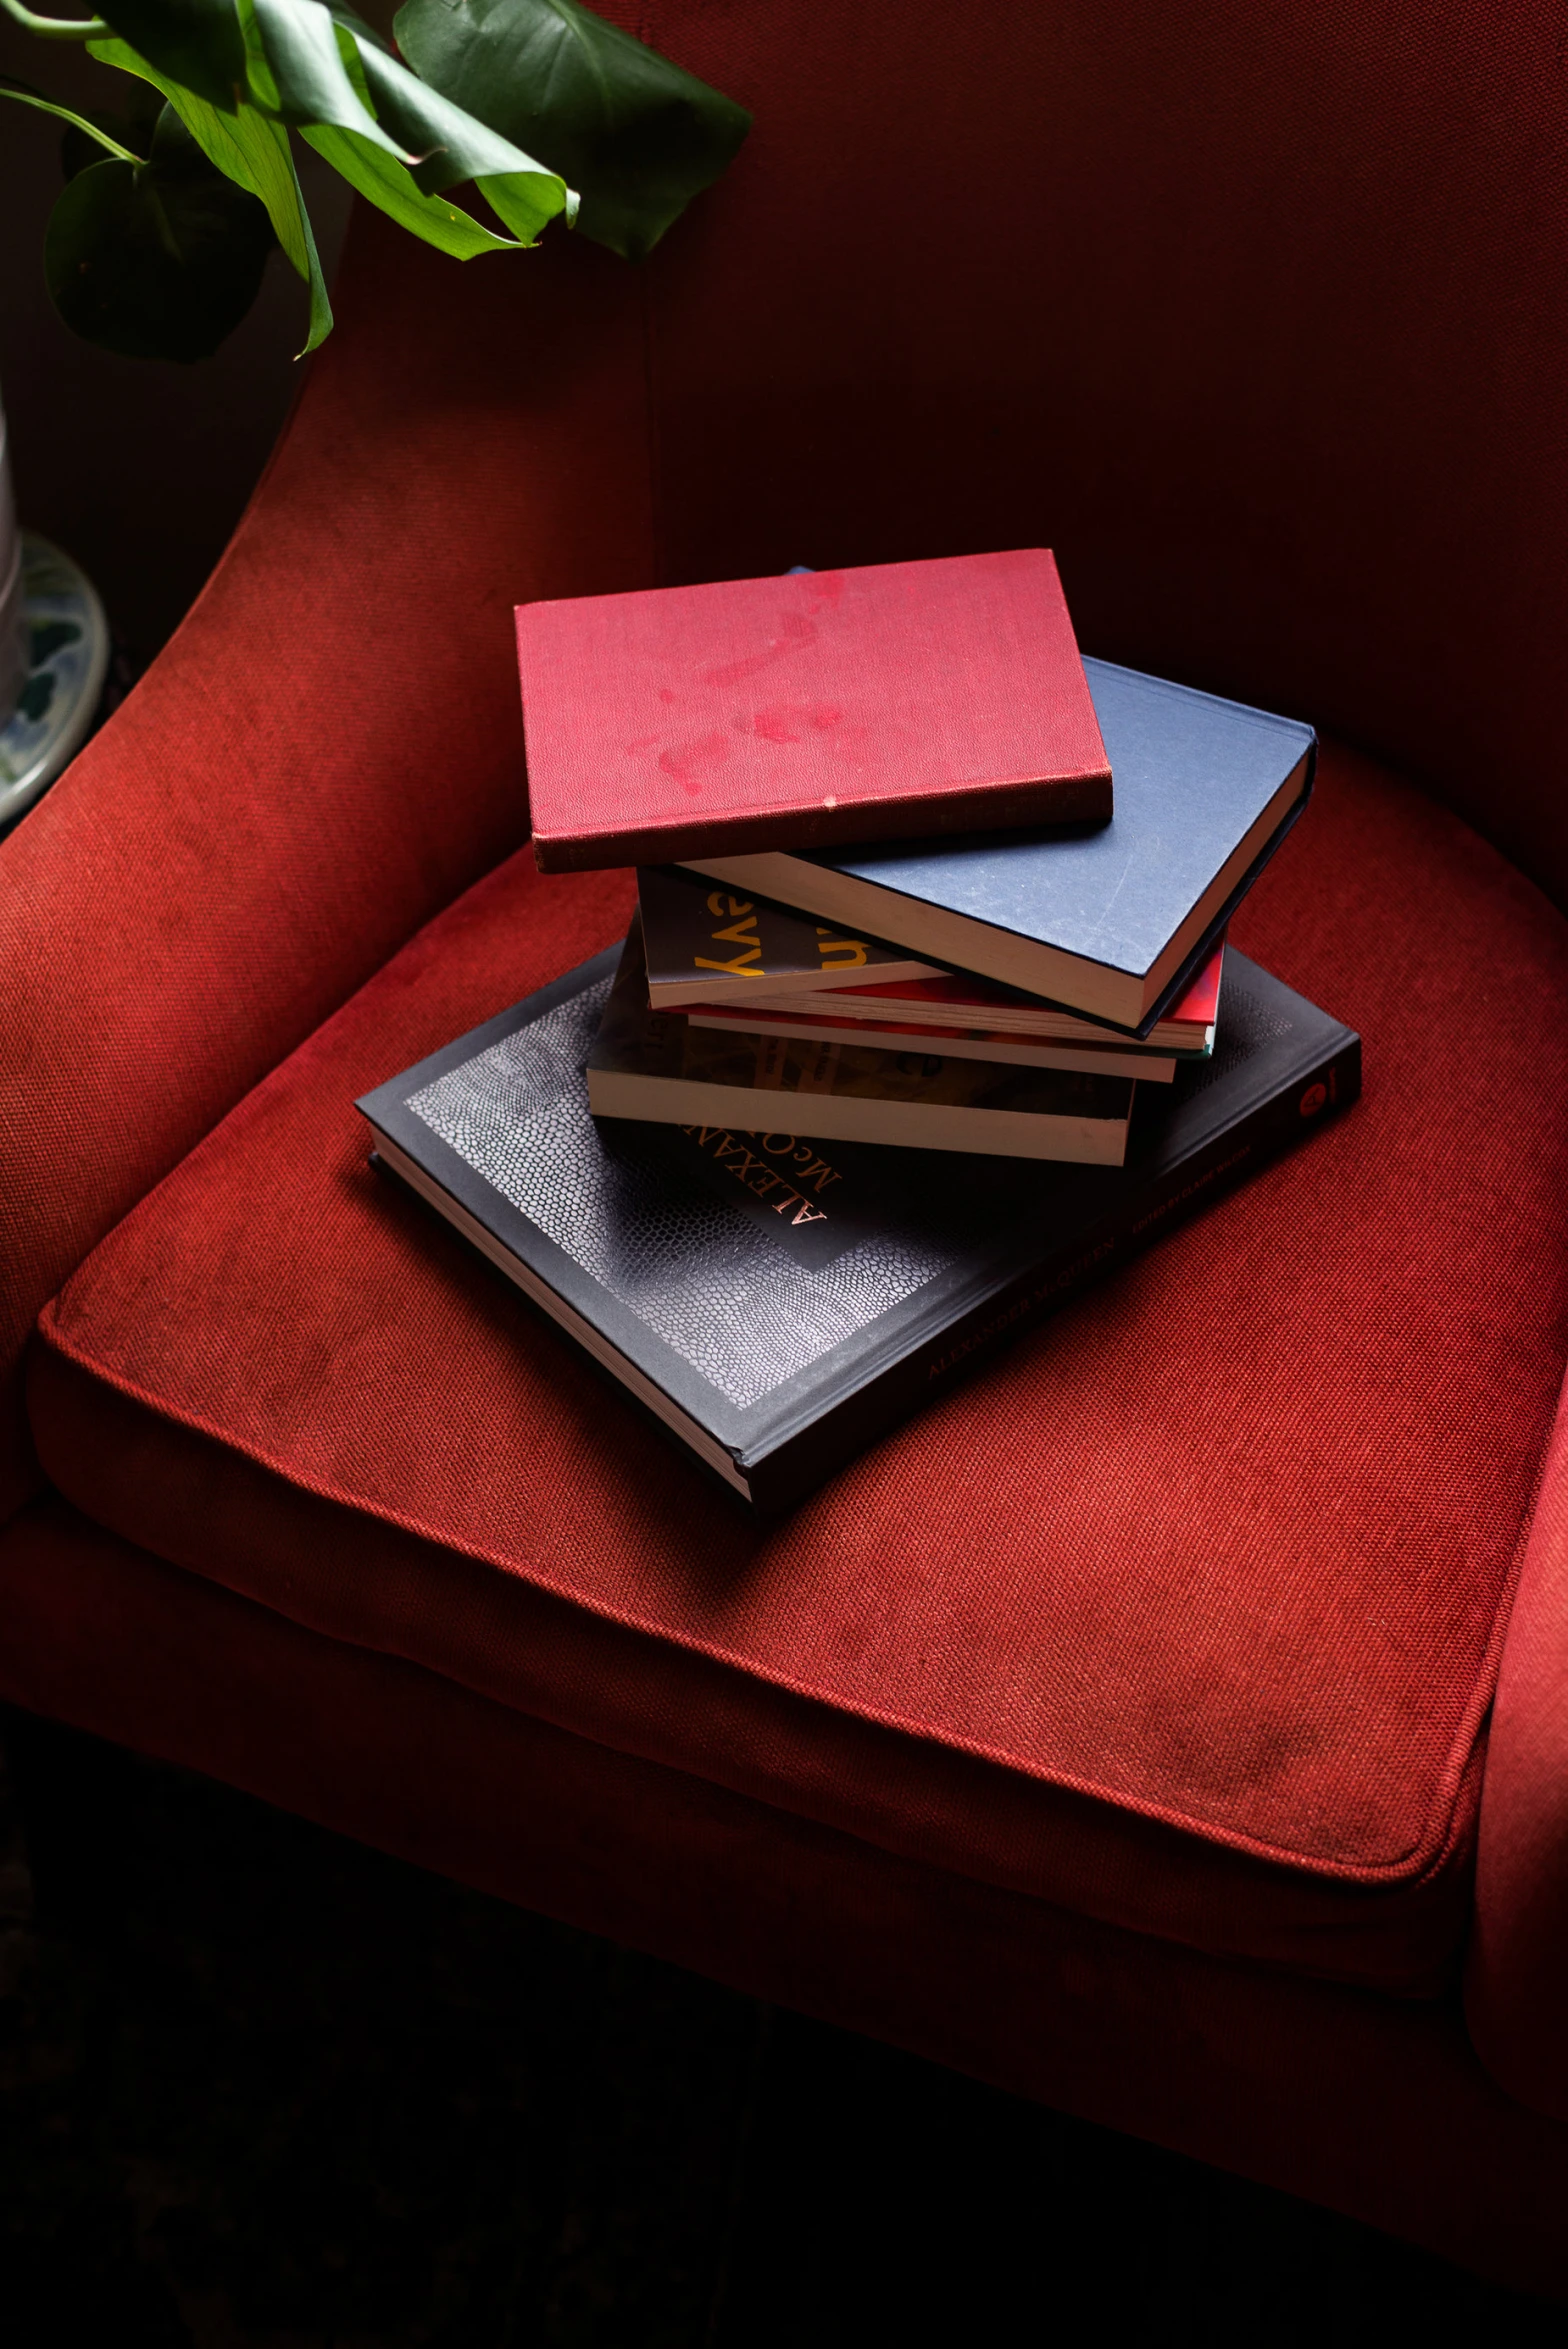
0,0 -> 111,38
0,80 -> 140,158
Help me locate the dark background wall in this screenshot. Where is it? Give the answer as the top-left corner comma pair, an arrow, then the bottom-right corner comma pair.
0,23 -> 353,662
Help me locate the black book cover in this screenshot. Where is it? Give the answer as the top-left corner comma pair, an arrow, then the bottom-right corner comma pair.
357,950 -> 1360,1510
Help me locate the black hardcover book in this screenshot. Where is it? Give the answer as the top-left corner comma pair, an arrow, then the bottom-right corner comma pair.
357,951 -> 1360,1510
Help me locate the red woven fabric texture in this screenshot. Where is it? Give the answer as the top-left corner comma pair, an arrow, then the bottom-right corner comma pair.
32,745 -> 1568,1937
10,0 -> 1568,1531
0,231 -> 655,1521
27,1343 -> 1482,1994
630,0 -> 1568,898
4,1495 -> 1568,2299
1468,1393 -> 1568,2112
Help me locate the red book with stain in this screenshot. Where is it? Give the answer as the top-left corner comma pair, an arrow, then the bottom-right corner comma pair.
517,550 -> 1112,873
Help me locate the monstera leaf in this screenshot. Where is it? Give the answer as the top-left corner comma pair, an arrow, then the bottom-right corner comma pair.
93,0 -> 247,110
394,0 -> 750,260
2,0 -> 747,355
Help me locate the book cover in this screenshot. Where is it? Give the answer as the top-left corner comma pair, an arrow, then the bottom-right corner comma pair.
356,947 -> 1360,1510
639,862 -> 942,1004
587,924 -> 1137,1162
684,659 -> 1314,1033
518,551 -> 1112,872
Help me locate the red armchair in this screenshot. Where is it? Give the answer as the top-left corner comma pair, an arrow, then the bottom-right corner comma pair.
7,0 -> 1568,2295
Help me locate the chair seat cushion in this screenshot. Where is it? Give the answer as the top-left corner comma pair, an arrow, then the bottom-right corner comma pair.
30,743 -> 1568,1993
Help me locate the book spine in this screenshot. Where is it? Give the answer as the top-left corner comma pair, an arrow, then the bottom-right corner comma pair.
749,1031 -> 1362,1511
534,768 -> 1114,874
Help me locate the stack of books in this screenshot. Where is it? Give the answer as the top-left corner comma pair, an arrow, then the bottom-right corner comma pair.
359,553 -> 1358,1507
609,853 -> 1224,1164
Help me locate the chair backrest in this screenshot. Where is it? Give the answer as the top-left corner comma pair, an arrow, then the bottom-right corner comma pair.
10,0 -> 1564,1530
330,0 -> 1568,897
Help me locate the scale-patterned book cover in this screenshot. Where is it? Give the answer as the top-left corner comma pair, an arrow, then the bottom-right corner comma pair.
358,949 -> 1359,1507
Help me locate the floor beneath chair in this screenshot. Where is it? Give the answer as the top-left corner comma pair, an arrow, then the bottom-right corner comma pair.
0,1739 -> 1558,2348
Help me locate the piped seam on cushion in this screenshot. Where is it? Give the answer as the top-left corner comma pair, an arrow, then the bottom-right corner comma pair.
31,1297 -> 1521,1888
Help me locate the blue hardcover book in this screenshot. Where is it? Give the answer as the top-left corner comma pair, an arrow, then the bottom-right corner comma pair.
680,659 -> 1315,1035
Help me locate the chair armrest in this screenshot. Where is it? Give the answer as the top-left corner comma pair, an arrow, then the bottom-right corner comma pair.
0,212 -> 651,1521
1467,1394 -> 1568,2119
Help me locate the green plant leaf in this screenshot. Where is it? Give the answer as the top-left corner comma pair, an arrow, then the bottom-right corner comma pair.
88,34 -> 333,347
181,104 -> 334,349
236,106 -> 331,347
248,0 -> 571,232
95,0 -> 246,109
471,165 -> 565,242
95,1 -> 573,242
246,0 -> 407,156
44,100 -> 275,357
301,121 -> 517,257
342,25 -> 568,223
329,11 -> 371,101
50,0 -> 719,366
391,0 -> 749,260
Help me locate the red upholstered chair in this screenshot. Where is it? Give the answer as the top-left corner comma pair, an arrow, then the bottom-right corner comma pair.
7,0 -> 1568,2294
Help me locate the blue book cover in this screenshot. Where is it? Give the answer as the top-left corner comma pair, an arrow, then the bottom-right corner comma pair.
681,660 -> 1315,1035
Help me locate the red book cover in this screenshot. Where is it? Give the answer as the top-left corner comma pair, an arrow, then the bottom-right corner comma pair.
693,944 -> 1222,1055
518,550 -> 1112,872
824,941 -> 1225,1037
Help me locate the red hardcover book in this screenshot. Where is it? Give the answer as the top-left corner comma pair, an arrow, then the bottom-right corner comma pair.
518,550 -> 1112,872
698,942 -> 1225,1051
797,940 -> 1225,1046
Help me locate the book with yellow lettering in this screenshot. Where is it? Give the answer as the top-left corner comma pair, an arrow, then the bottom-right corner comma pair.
357,936 -> 1359,1509
638,861 -> 941,1004
592,922 -> 1137,1164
